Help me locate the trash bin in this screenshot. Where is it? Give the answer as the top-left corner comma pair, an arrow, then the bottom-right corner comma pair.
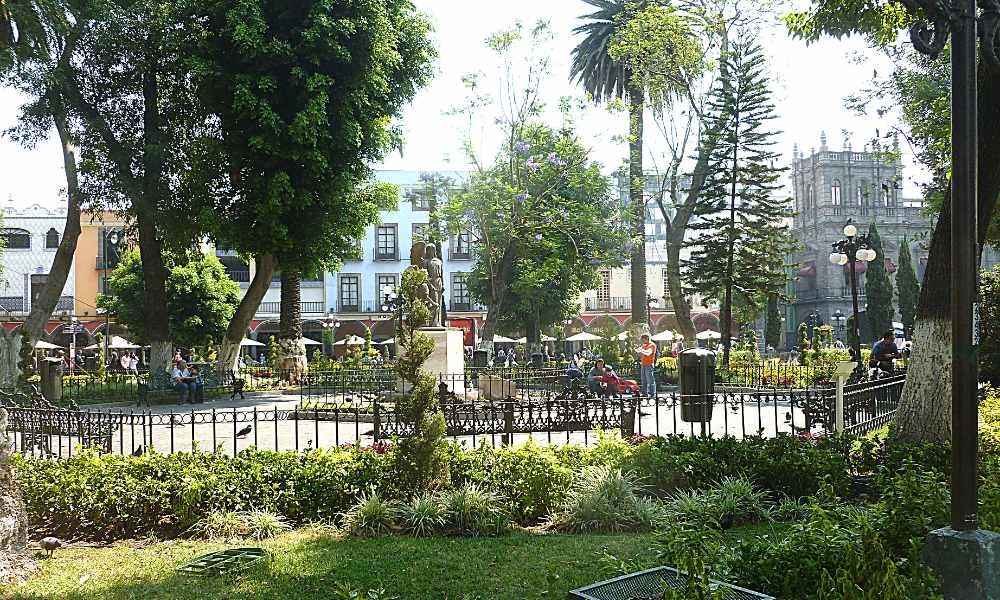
39,357 -> 63,403
530,352 -> 544,368
679,348 -> 715,422
473,349 -> 488,368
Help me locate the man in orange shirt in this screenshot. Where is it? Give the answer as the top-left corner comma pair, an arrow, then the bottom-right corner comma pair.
636,333 -> 657,398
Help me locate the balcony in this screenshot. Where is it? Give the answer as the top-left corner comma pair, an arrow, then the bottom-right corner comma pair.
584,297 -> 631,312
374,248 -> 400,262
226,269 -> 251,283
449,249 -> 472,261
215,248 -> 238,257
256,301 -> 326,316
55,296 -> 74,312
96,256 -> 121,270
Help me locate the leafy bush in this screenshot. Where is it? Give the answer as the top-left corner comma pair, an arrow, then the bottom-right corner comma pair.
342,491 -> 398,538
545,466 -> 665,533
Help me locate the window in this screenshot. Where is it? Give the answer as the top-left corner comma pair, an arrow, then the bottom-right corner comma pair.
375,224 -> 398,260
598,270 -> 611,301
339,274 -> 361,312
2,228 -> 30,249
451,272 -> 471,311
411,190 -> 433,211
377,274 -> 398,300
45,228 -> 60,249
412,223 -> 429,242
451,230 -> 472,259
831,180 -> 842,205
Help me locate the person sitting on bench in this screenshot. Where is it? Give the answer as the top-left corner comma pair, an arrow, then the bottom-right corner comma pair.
171,360 -> 199,404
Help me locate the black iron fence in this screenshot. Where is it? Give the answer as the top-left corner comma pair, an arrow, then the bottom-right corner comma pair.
4,373 -> 906,459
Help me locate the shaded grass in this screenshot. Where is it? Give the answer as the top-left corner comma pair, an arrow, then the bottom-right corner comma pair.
4,528 -> 660,599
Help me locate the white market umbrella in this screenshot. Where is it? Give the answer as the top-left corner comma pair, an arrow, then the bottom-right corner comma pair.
333,335 -> 365,346
239,338 -> 265,347
34,340 -> 64,350
492,335 -> 517,343
566,331 -> 602,342
614,331 -> 629,340
107,336 -> 141,349
513,335 -> 557,343
514,337 -> 527,344
695,330 -> 721,341
651,330 -> 676,342
540,334 -> 556,342
375,338 -> 395,345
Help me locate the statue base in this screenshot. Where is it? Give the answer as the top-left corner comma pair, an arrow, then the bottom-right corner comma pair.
399,327 -> 466,393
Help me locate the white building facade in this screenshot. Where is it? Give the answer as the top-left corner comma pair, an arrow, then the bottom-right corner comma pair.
0,203 -> 75,318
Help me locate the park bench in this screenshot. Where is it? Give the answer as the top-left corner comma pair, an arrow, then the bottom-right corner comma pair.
136,370 -> 245,407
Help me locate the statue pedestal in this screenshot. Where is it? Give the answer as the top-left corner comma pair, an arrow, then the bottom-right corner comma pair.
398,327 -> 466,394
420,327 -> 465,392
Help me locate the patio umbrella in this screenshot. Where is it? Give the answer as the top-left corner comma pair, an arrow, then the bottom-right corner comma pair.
514,337 -> 527,344
239,338 -> 265,347
565,331 -> 602,342
514,335 -> 557,343
491,334 -> 517,343
107,336 -> 141,349
375,338 -> 395,345
651,330 -> 676,342
333,335 -> 366,346
695,330 -> 721,340
540,334 -> 556,342
614,331 -> 629,340
34,340 -> 64,350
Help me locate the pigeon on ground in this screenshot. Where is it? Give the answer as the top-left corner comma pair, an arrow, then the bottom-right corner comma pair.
235,424 -> 252,439
131,445 -> 145,457
40,537 -> 61,558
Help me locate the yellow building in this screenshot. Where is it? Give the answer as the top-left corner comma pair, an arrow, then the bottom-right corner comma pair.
73,211 -> 126,321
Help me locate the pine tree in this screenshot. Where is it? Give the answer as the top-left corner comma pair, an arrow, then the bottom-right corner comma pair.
764,294 -> 782,350
896,235 -> 920,337
683,35 -> 795,368
864,223 -> 894,343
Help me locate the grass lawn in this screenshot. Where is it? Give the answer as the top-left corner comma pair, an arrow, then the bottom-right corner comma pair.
4,528 -> 661,599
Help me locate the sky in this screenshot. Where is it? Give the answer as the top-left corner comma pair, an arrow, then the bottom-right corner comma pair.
0,0 -> 928,210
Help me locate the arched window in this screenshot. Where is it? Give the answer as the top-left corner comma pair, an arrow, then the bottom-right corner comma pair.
881,180 -> 892,206
1,228 -> 30,249
831,180 -> 842,205
45,228 -> 59,249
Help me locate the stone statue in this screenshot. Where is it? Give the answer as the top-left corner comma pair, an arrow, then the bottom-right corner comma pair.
424,244 -> 444,327
407,241 -> 431,314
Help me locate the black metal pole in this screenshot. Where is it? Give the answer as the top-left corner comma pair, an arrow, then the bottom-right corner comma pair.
951,0 -> 979,532
848,250 -> 863,370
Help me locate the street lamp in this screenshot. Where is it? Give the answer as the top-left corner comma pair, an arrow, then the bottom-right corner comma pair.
380,284 -> 402,353
321,312 -> 341,356
70,315 -> 79,374
832,310 -> 846,342
646,295 -> 657,330
829,220 -> 876,371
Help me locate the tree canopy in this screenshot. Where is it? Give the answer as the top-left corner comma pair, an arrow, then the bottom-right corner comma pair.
99,249 -> 240,349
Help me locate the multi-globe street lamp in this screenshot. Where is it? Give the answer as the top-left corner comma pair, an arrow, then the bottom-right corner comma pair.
380,285 -> 402,354
829,221 -> 876,371
321,312 -> 340,356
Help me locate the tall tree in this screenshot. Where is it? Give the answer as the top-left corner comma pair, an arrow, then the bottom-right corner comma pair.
572,0 -> 655,333
278,269 -> 302,347
444,123 -> 628,351
764,294 -> 782,350
684,36 -> 792,368
864,223 -> 894,343
787,0 -> 1000,442
896,235 -> 919,336
183,0 -> 435,373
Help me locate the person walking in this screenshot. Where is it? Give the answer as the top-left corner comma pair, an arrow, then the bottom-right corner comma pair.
636,333 -> 658,398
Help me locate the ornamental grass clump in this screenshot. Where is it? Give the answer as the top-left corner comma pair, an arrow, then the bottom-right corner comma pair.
189,509 -> 290,540
397,493 -> 446,537
341,491 -> 398,538
441,483 -> 511,536
545,465 -> 666,532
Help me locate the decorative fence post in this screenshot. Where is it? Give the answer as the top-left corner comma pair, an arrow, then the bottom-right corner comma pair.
502,399 -> 514,447
834,361 -> 856,434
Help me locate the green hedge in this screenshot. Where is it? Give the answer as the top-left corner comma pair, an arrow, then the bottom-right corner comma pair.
13,432 -> 883,541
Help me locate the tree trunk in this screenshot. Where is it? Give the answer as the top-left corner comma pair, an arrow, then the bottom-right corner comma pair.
627,82 -> 648,334
721,122 -> 739,369
279,269 -> 302,342
894,61 -> 1000,442
136,44 -> 172,381
217,254 -> 275,374
478,244 -> 517,353
665,232 -> 696,343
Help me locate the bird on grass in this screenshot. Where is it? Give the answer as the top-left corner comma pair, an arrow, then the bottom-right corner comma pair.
40,537 -> 61,558
131,445 -> 145,457
235,424 -> 252,439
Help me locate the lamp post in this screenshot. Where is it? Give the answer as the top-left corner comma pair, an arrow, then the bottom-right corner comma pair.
646,295 -> 656,331
70,315 -> 78,375
832,310 -> 846,342
829,220 -> 876,371
380,284 -> 402,356
321,312 -> 340,357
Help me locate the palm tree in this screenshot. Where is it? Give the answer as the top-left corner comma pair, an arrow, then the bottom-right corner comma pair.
571,0 -> 652,331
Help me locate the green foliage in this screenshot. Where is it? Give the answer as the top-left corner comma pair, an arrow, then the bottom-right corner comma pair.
444,122 -> 628,339
393,266 -> 449,493
439,483 -> 512,536
98,249 -> 239,348
896,236 -> 919,334
684,35 -> 794,366
397,493 -> 447,537
94,332 -> 107,382
980,266 -> 1000,382
864,224 -> 894,343
764,296 -> 782,349
187,0 -> 435,274
342,491 -> 398,538
190,509 -> 290,541
545,465 -> 665,533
